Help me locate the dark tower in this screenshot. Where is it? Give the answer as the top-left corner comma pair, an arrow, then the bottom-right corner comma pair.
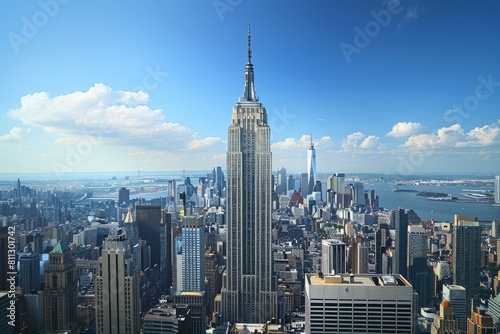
136,205 -> 162,268
395,208 -> 408,279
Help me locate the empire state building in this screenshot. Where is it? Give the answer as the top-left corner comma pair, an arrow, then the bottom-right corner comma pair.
221,25 -> 277,323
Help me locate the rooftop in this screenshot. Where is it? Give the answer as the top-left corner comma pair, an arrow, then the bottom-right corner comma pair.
175,290 -> 204,297
307,273 -> 411,287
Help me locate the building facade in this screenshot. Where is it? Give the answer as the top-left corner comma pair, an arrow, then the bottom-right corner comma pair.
136,205 -> 162,269
19,253 -> 40,293
181,215 -> 205,292
95,229 -> 141,334
221,25 -> 277,324
277,167 -> 287,195
452,215 -> 481,316
327,173 -> 345,195
467,307 -> 496,334
408,224 -> 427,283
305,273 -> 415,334
161,210 -> 172,293
25,291 -> 44,333
118,187 -> 129,206
143,306 -> 186,334
442,284 -> 467,332
394,208 -> 409,279
43,241 -> 78,332
430,299 -> 461,334
321,239 -> 347,275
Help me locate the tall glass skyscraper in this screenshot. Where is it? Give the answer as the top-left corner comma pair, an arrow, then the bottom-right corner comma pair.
394,208 -> 408,279
307,137 -> 316,195
452,215 -> 481,320
19,253 -> 40,293
221,24 -> 277,324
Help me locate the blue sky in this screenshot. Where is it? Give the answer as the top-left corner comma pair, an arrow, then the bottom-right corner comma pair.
1,0 -> 499,176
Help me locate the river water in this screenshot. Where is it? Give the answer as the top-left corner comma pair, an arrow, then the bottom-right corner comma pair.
366,182 -> 500,222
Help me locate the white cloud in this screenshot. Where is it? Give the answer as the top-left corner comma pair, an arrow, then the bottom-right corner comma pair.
271,135 -> 334,169
187,137 -> 226,150
0,127 -> 29,142
8,83 -> 225,155
403,133 -> 438,150
437,124 -> 466,145
341,132 -> 365,149
271,135 -> 332,150
387,122 -> 426,137
463,121 -> 500,147
403,121 -> 500,149
340,132 -> 381,150
359,135 -> 380,149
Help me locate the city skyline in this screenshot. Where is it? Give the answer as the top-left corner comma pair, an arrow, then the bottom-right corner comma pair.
1,1 -> 500,174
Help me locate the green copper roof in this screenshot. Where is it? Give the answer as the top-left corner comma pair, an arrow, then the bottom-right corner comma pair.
50,241 -> 68,253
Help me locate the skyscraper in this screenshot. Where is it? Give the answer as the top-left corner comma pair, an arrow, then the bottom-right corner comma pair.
452,215 -> 481,317
136,205 -> 162,268
96,229 -> 141,334
394,208 -> 409,279
118,187 -> 129,206
123,206 -> 142,273
44,241 -> 78,332
221,24 -> 277,323
300,173 -> 309,198
175,212 -> 208,334
352,182 -> 364,205
16,178 -> 21,200
408,225 -> 427,279
442,284 -> 467,331
321,239 -> 347,275
287,175 -> 295,192
307,136 -> 316,195
375,223 -> 390,274
161,210 -> 172,293
181,215 -> 205,292
277,167 -> 287,195
327,173 -> 345,194
19,253 -> 40,293
213,166 -> 225,197
356,241 -> 369,274
168,179 -> 177,219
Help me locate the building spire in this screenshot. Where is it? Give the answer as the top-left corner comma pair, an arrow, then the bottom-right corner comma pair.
247,22 -> 252,64
242,22 -> 257,101
310,133 -> 314,149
